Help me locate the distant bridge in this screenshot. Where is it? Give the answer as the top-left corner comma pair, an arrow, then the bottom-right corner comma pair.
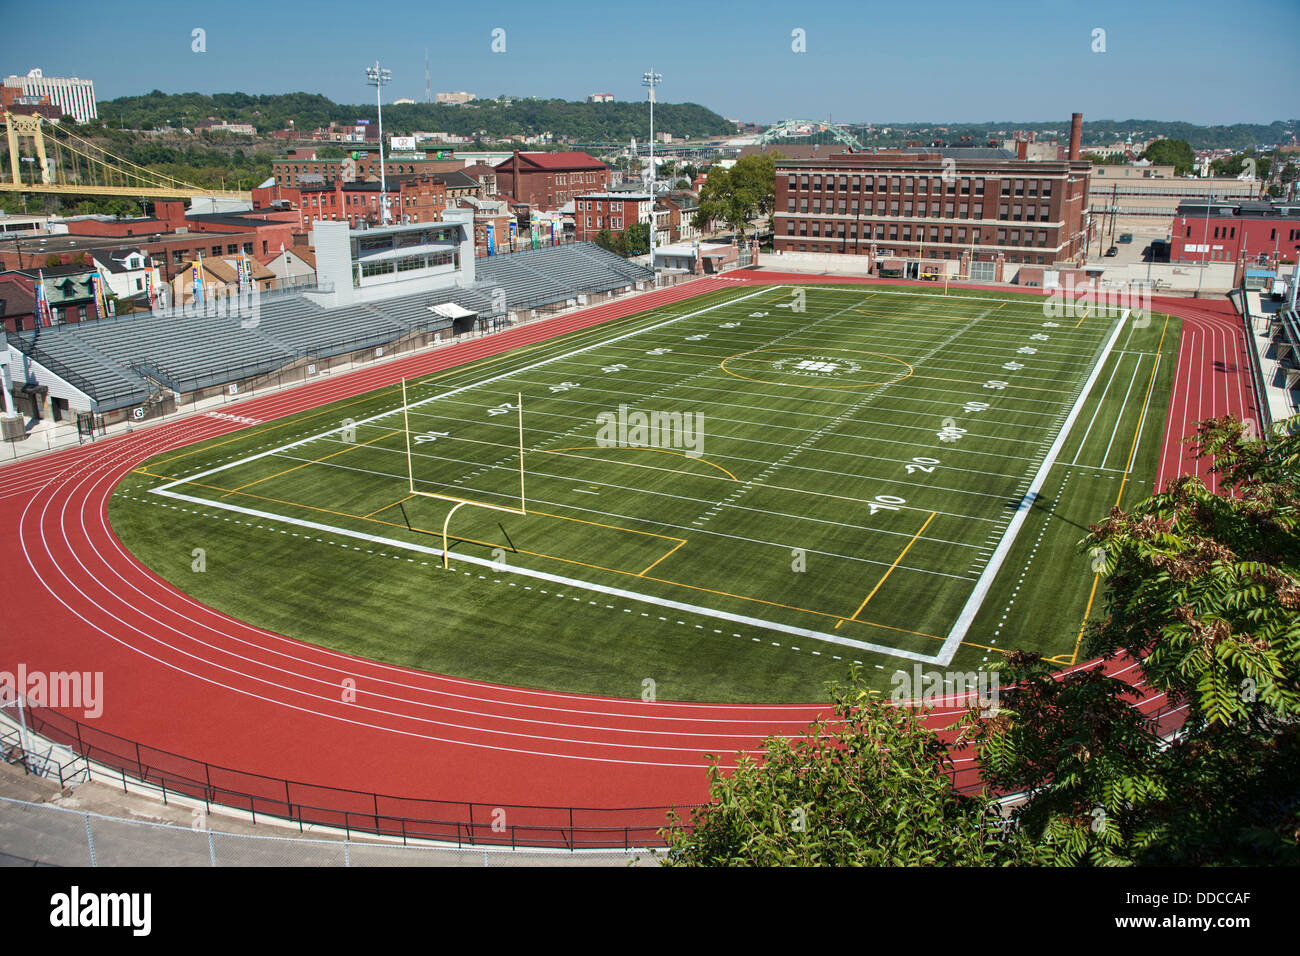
755,119 -> 865,152
2,111 -> 249,200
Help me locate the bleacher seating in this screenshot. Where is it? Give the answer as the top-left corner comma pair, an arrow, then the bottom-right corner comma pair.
1272,310 -> 1300,389
4,242 -> 658,410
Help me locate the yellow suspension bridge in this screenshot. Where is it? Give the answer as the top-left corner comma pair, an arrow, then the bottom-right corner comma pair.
2,110 -> 250,201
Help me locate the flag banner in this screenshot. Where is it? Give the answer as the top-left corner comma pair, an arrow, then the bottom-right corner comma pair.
34,272 -> 53,327
193,263 -> 204,307
91,273 -> 106,319
487,223 -> 495,256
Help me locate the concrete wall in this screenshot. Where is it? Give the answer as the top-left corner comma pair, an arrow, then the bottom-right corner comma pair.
760,250 -> 875,276
1115,261 -> 1237,293
306,221 -> 354,308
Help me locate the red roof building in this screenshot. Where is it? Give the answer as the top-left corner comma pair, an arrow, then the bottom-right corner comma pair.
493,151 -> 611,210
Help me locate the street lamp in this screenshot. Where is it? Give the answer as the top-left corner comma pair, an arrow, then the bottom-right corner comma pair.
365,61 -> 393,225
643,70 -> 661,278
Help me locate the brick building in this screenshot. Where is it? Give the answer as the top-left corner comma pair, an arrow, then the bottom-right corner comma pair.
457,197 -> 513,256
0,228 -> 290,284
494,151 -> 611,210
272,147 -> 461,188
255,172 -> 475,231
573,193 -> 651,242
0,264 -> 101,330
1170,199 -> 1300,265
774,147 -> 1092,271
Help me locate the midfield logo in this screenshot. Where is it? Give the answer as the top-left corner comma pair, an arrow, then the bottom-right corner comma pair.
772,354 -> 862,379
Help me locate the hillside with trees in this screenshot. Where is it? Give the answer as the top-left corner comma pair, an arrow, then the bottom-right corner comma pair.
95,91 -> 737,142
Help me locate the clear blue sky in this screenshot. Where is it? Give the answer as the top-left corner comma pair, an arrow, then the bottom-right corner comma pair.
1,0 -> 1296,125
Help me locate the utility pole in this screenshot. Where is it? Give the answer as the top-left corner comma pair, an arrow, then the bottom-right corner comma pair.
365,61 -> 392,225
643,69 -> 661,279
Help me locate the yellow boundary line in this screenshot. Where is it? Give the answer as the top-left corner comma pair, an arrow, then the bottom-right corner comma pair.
219,430 -> 399,498
837,511 -> 936,627
1065,312 -> 1171,664
134,464 -> 945,644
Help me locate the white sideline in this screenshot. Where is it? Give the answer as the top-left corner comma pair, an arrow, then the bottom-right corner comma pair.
151,487 -> 943,663
935,309 -> 1130,666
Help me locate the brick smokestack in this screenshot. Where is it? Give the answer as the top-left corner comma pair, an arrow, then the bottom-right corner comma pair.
1069,112 -> 1083,160
1017,139 -> 1028,160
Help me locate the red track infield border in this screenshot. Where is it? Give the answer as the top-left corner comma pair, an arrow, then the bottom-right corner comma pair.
0,272 -> 1244,840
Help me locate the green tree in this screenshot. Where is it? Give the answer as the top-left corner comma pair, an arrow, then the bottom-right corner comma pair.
1138,138 -> 1196,175
962,415 -> 1300,865
592,228 -> 618,255
693,153 -> 777,239
623,222 -> 650,256
662,676 -> 1017,866
664,416 -> 1300,866
1210,151 -> 1272,179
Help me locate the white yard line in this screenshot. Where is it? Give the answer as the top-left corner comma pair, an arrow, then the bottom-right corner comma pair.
1099,356 -> 1145,471
145,284 -> 1124,666
1069,353 -> 1125,466
152,487 -> 946,663
936,310 -> 1131,666
155,285 -> 776,490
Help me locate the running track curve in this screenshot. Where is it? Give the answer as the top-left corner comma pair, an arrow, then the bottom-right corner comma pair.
0,273 -> 1254,837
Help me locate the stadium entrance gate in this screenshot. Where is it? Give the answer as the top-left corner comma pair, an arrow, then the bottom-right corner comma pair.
969,261 -> 997,282
76,411 -> 106,444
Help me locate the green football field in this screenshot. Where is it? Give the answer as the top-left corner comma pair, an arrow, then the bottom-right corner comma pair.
110,282 -> 1181,702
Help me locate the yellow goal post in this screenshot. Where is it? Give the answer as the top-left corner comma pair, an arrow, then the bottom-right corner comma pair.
400,378 -> 526,568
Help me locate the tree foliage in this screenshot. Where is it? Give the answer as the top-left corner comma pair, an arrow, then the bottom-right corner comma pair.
693,153 -> 777,237
1210,151 -> 1273,179
663,416 -> 1300,866
662,677 -> 1017,866
1138,138 -> 1197,175
96,91 -> 735,142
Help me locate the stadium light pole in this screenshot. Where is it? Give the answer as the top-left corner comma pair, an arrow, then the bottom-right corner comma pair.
365,61 -> 393,226
643,69 -> 661,280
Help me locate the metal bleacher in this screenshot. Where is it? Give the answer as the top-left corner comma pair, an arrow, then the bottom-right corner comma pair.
5,241 -> 657,411
1270,309 -> 1300,390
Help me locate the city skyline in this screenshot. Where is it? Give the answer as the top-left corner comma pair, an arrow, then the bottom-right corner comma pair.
0,0 -> 1296,127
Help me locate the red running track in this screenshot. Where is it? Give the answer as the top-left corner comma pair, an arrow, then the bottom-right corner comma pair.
0,273 -> 1242,838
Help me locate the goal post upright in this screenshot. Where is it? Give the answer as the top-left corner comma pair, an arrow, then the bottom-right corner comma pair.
401,383 -> 527,568
518,391 -> 526,515
402,377 -> 415,495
